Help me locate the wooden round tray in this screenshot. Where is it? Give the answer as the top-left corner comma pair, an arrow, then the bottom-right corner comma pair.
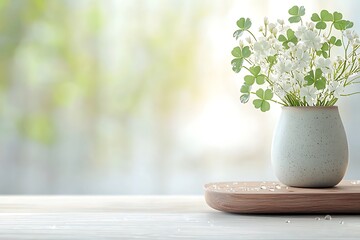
204,180 -> 360,214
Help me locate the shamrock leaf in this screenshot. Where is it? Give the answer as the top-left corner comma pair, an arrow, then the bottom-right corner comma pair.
231,46 -> 252,73
316,42 -> 329,58
233,18 -> 252,40
329,36 -> 342,47
244,66 -> 266,85
278,29 -> 298,49
240,84 -> 251,103
288,6 -> 305,23
231,58 -> 243,73
304,69 -> 326,90
253,89 -> 273,112
267,55 -> 277,68
311,10 -> 333,29
334,20 -> 353,31
312,10 -> 353,31
231,46 -> 251,58
331,11 -> 353,30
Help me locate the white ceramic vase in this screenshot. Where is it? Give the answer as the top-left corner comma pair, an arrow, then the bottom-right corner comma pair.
271,106 -> 348,188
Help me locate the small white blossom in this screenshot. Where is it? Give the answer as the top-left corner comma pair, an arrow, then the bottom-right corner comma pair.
306,22 -> 315,30
275,59 -> 292,74
274,82 -> 292,98
295,49 -> 311,69
277,19 -> 284,26
293,71 -> 306,85
327,81 -> 344,98
268,23 -> 276,31
238,40 -> 244,48
345,30 -> 355,41
245,36 -> 252,44
315,57 -> 332,74
300,86 -> 317,105
295,26 -> 307,39
253,37 -> 271,57
264,17 -> 269,25
300,30 -> 322,50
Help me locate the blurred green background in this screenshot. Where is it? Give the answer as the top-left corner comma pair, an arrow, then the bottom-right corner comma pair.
0,0 -> 359,194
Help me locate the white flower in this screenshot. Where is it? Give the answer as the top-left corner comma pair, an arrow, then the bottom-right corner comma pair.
345,30 -> 355,41
295,26 -> 307,39
344,30 -> 359,45
292,71 -> 305,85
274,82 -> 292,98
253,37 -> 271,57
315,57 -> 332,74
306,22 -> 315,30
268,23 -> 278,35
275,59 -> 292,74
327,81 -> 344,98
300,86 -> 317,105
295,49 -> 311,69
277,19 -> 284,26
268,23 -> 276,31
299,30 -> 322,50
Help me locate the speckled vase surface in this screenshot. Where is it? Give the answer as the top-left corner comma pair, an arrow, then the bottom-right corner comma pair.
271,106 -> 348,188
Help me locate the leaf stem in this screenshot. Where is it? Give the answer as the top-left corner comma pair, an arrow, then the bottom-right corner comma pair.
247,30 -> 257,41
340,92 -> 360,96
270,99 -> 286,106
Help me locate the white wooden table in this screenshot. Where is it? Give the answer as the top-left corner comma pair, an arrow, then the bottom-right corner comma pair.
0,196 -> 359,239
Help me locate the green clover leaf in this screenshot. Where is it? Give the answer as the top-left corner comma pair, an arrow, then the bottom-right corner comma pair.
312,10 -> 353,31
233,18 -> 252,40
237,18 -> 252,30
334,20 -> 353,31
316,42 -> 329,58
321,10 -> 333,22
304,69 -> 326,90
253,89 -> 273,112
244,66 -> 266,85
240,84 -> 251,103
231,58 -> 243,73
333,12 -> 343,21
231,46 -> 252,73
278,29 -> 298,49
331,11 -> 353,30
311,10 -> 333,29
329,36 -> 342,47
288,6 -> 305,23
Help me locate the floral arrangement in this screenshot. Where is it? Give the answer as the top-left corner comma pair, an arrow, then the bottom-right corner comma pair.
231,6 -> 360,112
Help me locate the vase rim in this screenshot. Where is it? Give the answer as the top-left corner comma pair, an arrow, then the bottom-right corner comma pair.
282,106 -> 338,109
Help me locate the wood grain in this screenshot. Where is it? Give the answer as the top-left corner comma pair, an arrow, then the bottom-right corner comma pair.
0,196 -> 359,239
204,180 -> 360,214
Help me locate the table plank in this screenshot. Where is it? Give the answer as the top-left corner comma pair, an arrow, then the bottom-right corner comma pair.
0,196 -> 359,239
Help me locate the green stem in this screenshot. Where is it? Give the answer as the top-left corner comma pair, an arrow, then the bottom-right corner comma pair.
246,30 -> 257,41
340,92 -> 360,96
326,23 -> 333,38
270,99 -> 286,106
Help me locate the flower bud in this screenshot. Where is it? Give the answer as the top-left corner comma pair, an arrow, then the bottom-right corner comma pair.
307,22 -> 315,30
239,40 -> 244,48
271,28 -> 278,35
264,17 -> 269,25
268,23 -> 276,31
